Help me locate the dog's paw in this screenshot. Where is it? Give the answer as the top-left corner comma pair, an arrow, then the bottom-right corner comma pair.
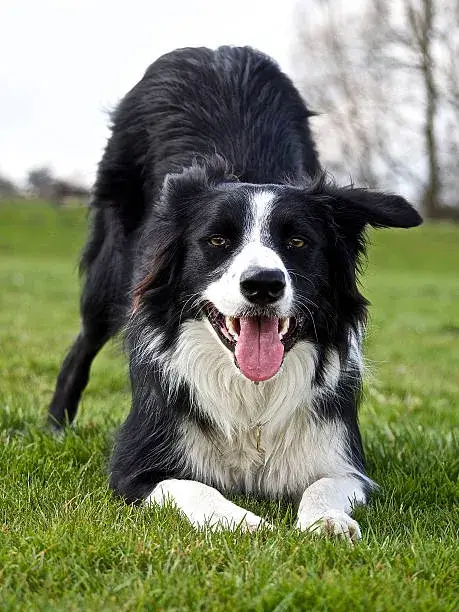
148,479 -> 271,533
205,508 -> 271,533
297,509 -> 361,543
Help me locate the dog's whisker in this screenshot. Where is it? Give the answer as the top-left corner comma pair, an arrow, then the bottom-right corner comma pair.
177,293 -> 204,326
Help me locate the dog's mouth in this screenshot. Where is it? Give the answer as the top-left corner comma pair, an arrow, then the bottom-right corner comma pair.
205,304 -> 304,382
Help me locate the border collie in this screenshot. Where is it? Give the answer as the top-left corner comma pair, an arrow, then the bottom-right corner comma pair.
49,46 -> 421,541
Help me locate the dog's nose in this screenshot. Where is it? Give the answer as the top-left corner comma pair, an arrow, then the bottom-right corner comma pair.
240,267 -> 286,304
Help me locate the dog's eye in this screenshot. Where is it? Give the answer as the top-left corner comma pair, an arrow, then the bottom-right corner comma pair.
287,237 -> 306,249
208,235 -> 230,248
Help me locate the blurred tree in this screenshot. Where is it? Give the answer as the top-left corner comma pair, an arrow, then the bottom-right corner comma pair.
52,179 -> 90,205
27,166 -> 55,200
294,0 -> 459,219
0,173 -> 18,198
27,167 -> 89,205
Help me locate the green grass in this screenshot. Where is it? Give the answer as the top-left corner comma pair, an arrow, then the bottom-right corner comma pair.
0,201 -> 458,611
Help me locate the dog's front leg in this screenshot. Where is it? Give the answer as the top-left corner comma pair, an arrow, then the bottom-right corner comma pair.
296,476 -> 367,543
147,479 -> 268,532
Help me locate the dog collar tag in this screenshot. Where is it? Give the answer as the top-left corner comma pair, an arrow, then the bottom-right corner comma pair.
255,425 -> 263,453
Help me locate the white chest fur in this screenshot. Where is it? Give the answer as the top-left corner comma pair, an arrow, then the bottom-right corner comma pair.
163,320 -> 357,499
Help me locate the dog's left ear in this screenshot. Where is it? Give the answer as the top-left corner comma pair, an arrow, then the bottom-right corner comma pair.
328,186 -> 422,230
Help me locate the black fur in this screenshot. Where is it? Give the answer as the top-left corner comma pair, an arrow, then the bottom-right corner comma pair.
48,46 -> 421,505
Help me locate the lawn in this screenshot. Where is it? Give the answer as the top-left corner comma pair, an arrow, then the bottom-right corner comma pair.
0,201 -> 458,611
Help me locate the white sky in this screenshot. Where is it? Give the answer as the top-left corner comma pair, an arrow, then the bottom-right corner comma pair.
0,0 -> 299,186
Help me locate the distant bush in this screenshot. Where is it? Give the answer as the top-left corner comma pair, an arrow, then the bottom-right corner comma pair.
0,173 -> 19,198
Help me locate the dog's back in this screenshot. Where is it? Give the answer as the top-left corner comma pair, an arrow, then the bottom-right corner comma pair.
95,46 -> 320,232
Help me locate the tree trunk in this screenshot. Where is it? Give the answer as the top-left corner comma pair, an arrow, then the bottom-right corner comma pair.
418,0 -> 442,218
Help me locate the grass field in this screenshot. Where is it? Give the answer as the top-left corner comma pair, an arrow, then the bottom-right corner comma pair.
0,201 -> 458,611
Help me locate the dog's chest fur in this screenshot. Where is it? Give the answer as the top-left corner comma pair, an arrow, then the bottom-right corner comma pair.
164,320 -> 357,499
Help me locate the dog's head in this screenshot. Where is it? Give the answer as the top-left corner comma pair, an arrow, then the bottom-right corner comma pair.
133,161 -> 421,381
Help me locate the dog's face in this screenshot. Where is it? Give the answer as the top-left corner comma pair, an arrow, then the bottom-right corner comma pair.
134,165 -> 421,382
186,185 -> 327,382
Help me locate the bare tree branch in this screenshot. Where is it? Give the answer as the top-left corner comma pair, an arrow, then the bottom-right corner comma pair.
293,0 -> 459,217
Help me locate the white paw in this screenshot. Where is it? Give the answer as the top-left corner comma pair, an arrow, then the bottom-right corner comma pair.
204,507 -> 270,532
297,509 -> 362,543
148,479 -> 271,532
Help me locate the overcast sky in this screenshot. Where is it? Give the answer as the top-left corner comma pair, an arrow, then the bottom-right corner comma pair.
0,0 -> 299,186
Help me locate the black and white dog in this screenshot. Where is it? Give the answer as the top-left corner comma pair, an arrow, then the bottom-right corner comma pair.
49,46 -> 421,540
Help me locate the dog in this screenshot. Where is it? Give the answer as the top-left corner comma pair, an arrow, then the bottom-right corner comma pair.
49,46 -> 421,541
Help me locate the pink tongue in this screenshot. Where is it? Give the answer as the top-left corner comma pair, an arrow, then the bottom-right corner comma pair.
235,317 -> 284,382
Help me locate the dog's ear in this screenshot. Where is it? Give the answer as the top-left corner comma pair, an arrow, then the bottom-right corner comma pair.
132,173 -> 199,313
132,232 -> 179,313
161,156 -> 237,209
328,185 -> 422,231
161,165 -> 210,208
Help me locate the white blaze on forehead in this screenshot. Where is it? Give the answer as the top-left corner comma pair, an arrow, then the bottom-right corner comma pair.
250,190 -> 276,244
203,187 -> 294,316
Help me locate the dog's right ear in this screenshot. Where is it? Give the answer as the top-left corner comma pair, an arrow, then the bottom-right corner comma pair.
160,165 -> 210,209
132,232 -> 179,313
160,156 -> 237,211
161,156 -> 236,210
132,172 -> 201,313
133,158 -> 237,313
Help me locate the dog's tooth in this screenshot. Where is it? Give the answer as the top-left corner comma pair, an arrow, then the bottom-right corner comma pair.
279,317 -> 290,338
225,316 -> 239,340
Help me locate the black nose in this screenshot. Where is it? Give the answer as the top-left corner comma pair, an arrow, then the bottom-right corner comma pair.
240,267 -> 286,304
